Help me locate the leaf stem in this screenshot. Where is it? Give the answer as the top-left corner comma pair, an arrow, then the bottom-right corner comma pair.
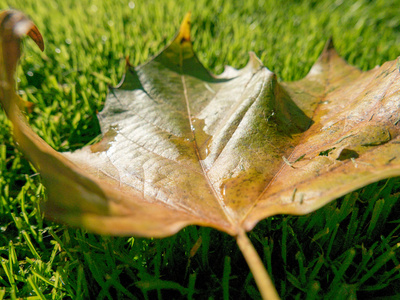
236,230 -> 280,300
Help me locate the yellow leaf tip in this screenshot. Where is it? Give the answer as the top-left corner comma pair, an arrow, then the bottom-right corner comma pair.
125,55 -> 132,68
177,12 -> 191,43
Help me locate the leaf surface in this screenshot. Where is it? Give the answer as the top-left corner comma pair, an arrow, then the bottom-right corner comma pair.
2,12 -> 400,239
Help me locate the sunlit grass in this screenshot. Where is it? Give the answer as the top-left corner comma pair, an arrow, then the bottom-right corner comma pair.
0,0 -> 400,298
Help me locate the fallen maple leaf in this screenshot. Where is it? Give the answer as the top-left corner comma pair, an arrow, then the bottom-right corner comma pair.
2,10 -> 400,299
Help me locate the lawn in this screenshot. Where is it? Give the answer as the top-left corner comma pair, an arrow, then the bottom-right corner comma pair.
1,0 -> 400,299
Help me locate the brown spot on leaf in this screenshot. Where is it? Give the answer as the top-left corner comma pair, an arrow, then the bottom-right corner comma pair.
90,127 -> 118,153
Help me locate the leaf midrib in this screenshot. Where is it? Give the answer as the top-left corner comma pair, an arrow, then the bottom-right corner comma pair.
179,48 -> 241,230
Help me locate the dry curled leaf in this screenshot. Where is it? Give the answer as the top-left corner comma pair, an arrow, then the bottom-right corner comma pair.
61,15 -> 400,236
2,10 -> 400,299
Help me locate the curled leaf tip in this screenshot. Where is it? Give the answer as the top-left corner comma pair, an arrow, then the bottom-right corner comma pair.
0,10 -> 44,51
177,12 -> 191,43
27,24 -> 44,51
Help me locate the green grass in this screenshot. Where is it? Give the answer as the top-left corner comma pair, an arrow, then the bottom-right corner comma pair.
1,0 -> 400,298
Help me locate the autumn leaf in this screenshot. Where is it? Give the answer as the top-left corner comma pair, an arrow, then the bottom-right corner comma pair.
2,10 -> 400,299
